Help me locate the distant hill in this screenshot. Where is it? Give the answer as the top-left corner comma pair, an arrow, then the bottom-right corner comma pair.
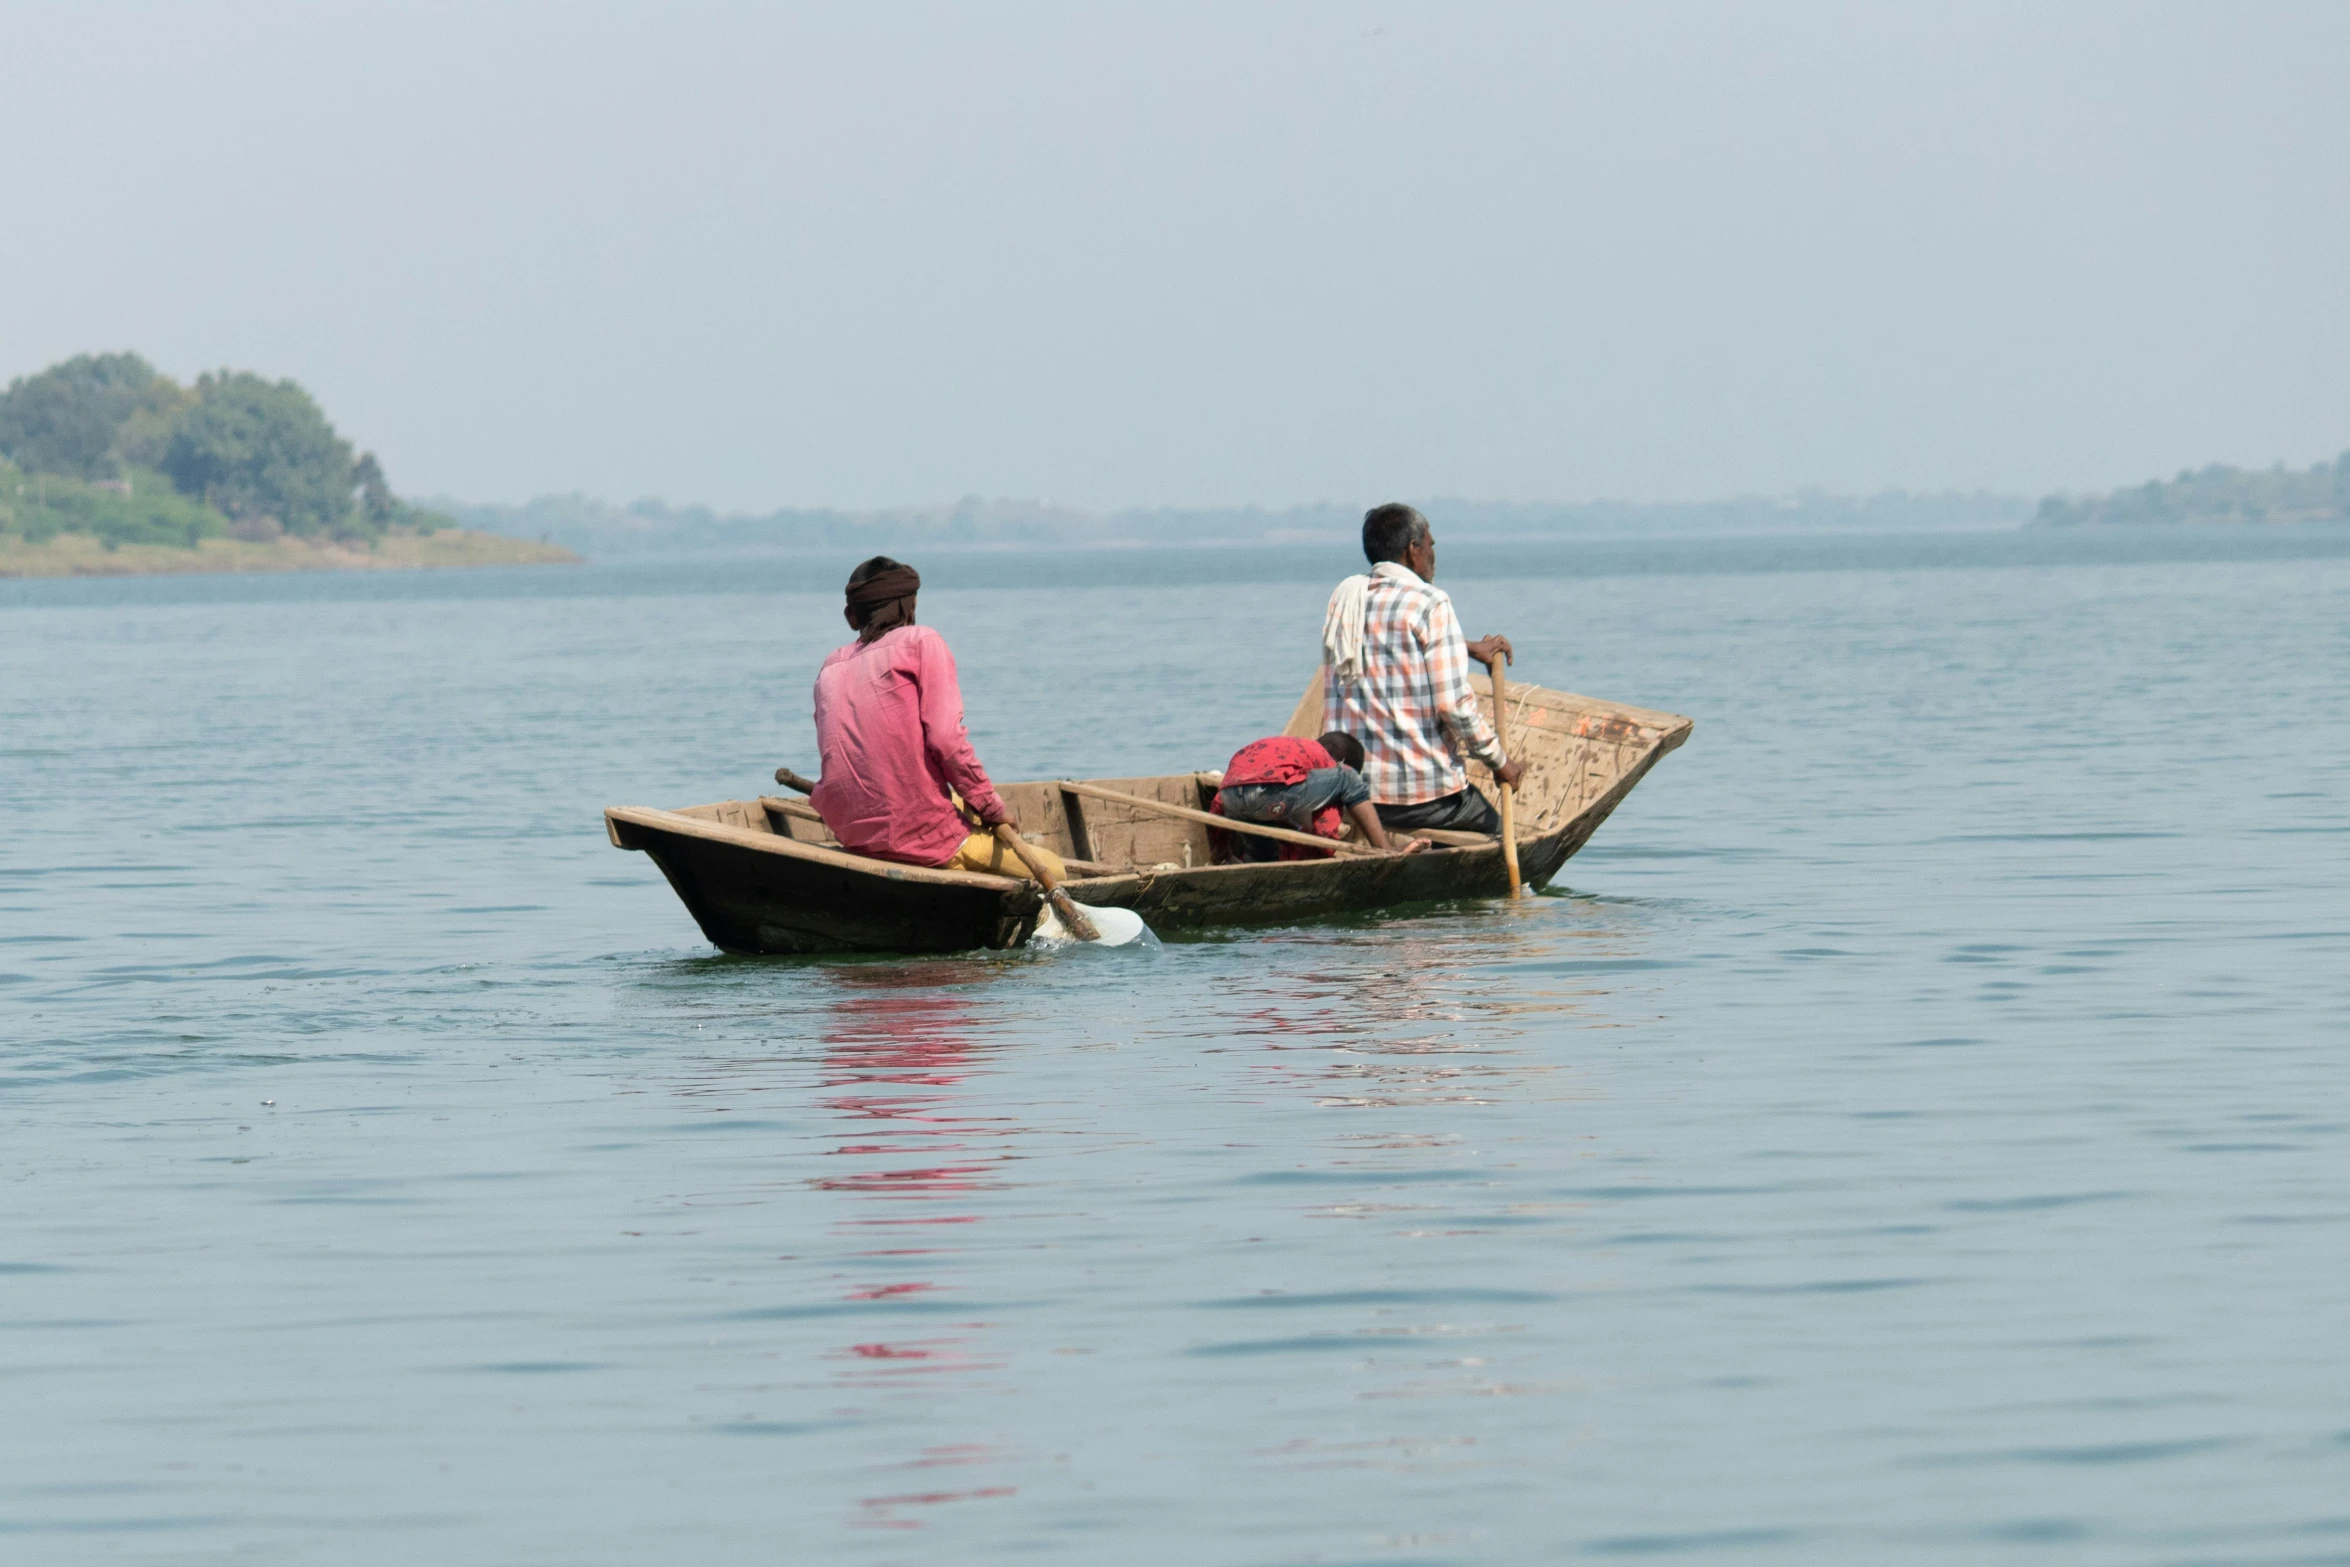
436,489 -> 2032,558
2036,451 -> 2350,527
0,352 -> 456,554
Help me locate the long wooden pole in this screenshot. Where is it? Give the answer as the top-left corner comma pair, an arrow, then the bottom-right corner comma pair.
1056,780 -> 1382,857
994,823 -> 1103,941
1492,653 -> 1522,897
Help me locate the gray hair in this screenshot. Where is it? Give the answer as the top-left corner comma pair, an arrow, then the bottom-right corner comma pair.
1362,503 -> 1430,565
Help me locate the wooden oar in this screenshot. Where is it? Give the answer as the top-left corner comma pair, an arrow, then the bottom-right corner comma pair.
756,794 -> 825,823
1056,780 -> 1385,857
774,767 -> 818,794
1492,652 -> 1523,897
993,823 -> 1103,942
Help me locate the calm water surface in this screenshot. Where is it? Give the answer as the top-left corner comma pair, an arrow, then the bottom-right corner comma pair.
5,530 -> 2349,1563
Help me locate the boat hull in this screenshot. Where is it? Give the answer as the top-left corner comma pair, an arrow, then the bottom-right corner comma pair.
612,818 -> 1040,954
605,804 -> 1043,955
604,676 -> 1691,955
1054,723 -> 1673,931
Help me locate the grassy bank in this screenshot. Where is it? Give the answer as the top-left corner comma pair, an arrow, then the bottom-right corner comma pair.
0,529 -> 581,578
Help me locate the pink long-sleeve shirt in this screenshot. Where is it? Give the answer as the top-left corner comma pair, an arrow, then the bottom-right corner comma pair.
810,624 -> 1008,867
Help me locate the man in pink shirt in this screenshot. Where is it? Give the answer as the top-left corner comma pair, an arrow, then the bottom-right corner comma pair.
809,556 -> 1063,879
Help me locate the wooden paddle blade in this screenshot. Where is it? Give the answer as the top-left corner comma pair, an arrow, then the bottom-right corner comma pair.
1048,888 -> 1103,943
993,822 -> 1104,941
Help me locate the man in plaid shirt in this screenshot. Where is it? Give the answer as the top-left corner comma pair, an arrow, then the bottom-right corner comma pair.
1321,503 -> 1525,834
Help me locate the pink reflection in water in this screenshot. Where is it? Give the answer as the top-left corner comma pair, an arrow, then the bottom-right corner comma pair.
813,967 -> 1031,1529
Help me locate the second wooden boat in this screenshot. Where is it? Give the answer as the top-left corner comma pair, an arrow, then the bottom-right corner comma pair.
604,673 -> 1692,954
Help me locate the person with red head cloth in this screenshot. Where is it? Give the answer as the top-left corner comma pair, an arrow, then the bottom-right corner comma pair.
1210,730 -> 1420,861
809,556 -> 1064,879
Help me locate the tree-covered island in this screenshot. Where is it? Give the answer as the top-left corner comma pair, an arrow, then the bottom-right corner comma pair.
0,353 -> 577,575
2036,450 -> 2350,527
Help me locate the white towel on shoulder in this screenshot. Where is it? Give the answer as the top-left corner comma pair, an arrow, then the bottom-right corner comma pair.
1322,560 -> 1423,688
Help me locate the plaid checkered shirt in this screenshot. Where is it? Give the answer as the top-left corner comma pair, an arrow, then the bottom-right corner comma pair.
1321,570 -> 1505,805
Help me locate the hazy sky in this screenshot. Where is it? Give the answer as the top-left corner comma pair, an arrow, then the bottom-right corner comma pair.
6,1 -> 2348,510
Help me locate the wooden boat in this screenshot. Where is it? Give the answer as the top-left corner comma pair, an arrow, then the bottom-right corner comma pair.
604,673 -> 1692,954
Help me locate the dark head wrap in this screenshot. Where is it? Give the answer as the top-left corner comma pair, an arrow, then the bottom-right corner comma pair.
845,563 -> 920,643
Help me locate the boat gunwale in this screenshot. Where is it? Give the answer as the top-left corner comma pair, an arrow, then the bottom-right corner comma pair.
602,805 -> 1031,894
1054,841 -> 1493,904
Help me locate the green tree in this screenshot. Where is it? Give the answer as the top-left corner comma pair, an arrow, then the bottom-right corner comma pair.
161,372 -> 361,538
0,458 -> 227,548
0,353 -> 187,480
2037,448 -> 2350,526
353,450 -> 397,528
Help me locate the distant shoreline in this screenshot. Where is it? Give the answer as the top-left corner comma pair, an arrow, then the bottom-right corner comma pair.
0,529 -> 581,579
433,490 -> 2036,559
